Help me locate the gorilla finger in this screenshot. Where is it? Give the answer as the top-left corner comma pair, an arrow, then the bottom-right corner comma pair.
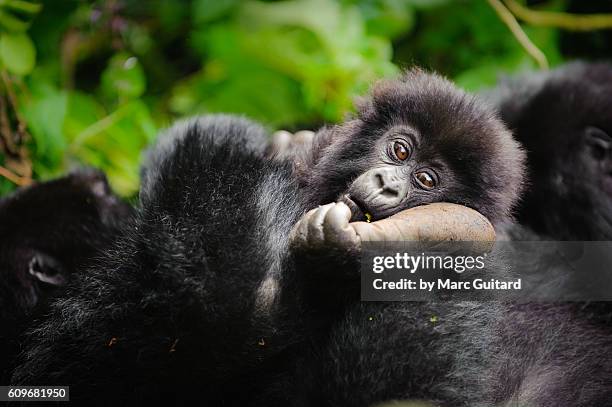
323,202 -> 359,248
270,130 -> 293,156
308,203 -> 336,245
290,208 -> 315,247
293,130 -> 315,146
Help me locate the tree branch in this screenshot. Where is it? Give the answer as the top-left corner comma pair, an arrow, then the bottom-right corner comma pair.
505,0 -> 612,31
487,0 -> 549,70
0,164 -> 31,186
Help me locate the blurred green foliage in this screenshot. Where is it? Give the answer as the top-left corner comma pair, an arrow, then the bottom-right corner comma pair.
0,0 -> 597,196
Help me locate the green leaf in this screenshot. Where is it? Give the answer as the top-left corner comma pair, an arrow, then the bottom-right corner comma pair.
0,152 -> 16,195
192,0 -> 239,25
0,8 -> 30,32
101,53 -> 146,100
406,0 -> 451,9
0,176 -> 16,196
0,32 -> 35,75
171,64 -> 309,127
20,84 -> 67,176
63,91 -> 107,142
183,0 -> 399,125
354,0 -> 415,39
65,98 -> 157,197
5,0 -> 42,14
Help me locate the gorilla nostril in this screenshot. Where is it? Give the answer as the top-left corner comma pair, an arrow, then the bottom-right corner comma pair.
380,188 -> 399,198
371,170 -> 400,198
381,187 -> 399,198
375,173 -> 385,189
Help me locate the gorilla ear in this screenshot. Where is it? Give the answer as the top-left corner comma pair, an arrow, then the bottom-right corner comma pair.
585,126 -> 612,161
28,253 -> 67,286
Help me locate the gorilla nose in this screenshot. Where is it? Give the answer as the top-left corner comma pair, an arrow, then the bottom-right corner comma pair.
346,167 -> 408,219
371,168 -> 401,198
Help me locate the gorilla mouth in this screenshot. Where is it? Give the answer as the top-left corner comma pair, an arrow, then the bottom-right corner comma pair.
340,194 -> 371,222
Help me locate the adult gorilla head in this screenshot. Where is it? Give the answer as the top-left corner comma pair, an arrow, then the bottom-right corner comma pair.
491,62 -> 612,240
0,169 -> 132,318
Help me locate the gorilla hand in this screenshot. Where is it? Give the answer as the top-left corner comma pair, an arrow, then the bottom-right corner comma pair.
289,202 -> 496,254
269,130 -> 315,160
290,202 -> 359,253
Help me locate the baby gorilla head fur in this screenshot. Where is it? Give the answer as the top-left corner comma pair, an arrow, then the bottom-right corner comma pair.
298,69 -> 525,225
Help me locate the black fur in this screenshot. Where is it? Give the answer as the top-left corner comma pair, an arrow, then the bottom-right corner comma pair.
487,61 -> 612,329
0,169 -> 132,383
487,61 -> 612,240
11,116 -> 304,404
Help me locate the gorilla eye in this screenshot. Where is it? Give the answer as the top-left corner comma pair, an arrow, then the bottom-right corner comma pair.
415,171 -> 436,189
393,141 -> 410,161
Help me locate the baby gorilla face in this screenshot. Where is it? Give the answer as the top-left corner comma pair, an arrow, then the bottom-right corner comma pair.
305,68 -> 526,225
340,124 -> 455,222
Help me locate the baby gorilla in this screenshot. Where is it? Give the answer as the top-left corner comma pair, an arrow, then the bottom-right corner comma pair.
289,69 -> 523,266
11,70 -> 525,406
